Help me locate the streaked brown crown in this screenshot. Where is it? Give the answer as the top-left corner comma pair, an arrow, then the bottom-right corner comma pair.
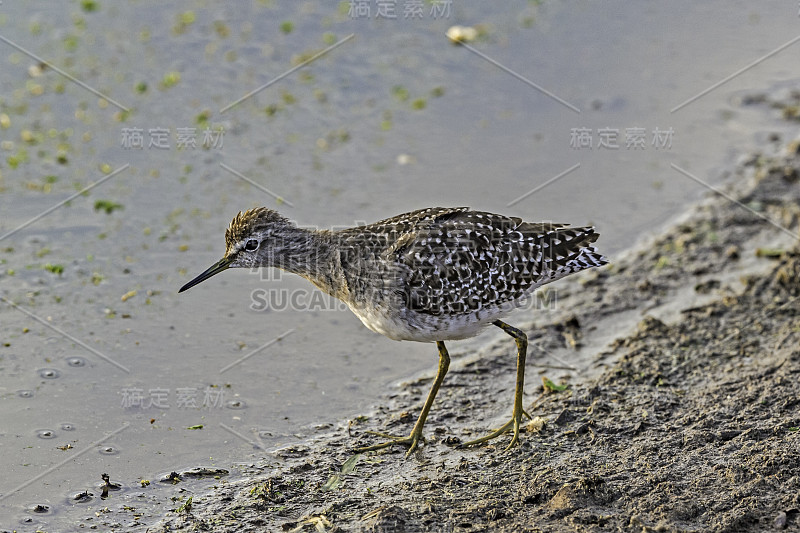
224,207 -> 291,253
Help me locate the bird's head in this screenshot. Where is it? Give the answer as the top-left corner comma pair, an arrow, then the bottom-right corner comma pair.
179,207 -> 296,293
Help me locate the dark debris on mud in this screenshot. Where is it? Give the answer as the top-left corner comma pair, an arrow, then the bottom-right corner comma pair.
153,140 -> 800,533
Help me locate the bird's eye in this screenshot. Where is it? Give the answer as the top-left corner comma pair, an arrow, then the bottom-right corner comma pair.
244,239 -> 259,252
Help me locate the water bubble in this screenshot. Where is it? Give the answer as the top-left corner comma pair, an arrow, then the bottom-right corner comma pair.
17,390 -> 34,398
36,429 -> 56,439
66,357 -> 86,367
61,423 -> 75,431
99,446 -> 118,455
226,399 -> 246,410
38,368 -> 60,379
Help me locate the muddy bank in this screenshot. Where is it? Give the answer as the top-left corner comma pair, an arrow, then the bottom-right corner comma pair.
141,136 -> 800,532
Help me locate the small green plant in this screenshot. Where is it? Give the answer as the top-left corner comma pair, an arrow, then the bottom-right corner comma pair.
175,496 -> 193,514
391,85 -> 409,102
94,200 -> 123,214
542,376 -> 568,392
81,0 -> 99,12
43,264 -> 64,275
161,71 -> 181,89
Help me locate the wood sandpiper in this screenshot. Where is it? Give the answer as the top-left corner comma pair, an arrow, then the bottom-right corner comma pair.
179,207 -> 608,455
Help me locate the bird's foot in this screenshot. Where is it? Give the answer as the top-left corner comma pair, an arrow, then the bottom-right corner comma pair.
356,429 -> 424,457
458,409 -> 531,451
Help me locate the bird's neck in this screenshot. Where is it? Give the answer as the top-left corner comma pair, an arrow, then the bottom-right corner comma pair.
273,226 -> 338,290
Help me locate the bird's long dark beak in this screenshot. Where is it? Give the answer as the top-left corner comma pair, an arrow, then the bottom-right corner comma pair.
179,256 -> 234,293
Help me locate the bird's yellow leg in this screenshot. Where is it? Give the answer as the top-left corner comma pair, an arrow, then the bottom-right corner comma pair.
460,320 -> 529,450
356,341 -> 450,457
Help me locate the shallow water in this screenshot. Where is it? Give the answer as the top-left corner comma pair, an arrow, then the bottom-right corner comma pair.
0,1 -> 797,528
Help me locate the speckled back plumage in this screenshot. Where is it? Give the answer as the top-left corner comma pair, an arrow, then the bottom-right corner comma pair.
328,207 -> 607,340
